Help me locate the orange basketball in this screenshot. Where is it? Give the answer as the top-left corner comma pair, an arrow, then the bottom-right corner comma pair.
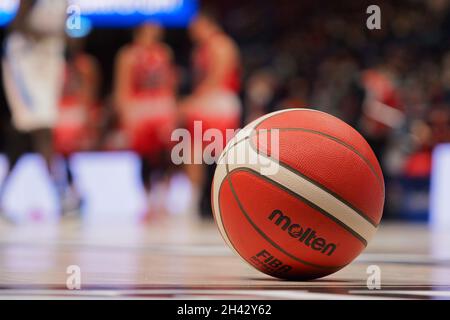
211,108 -> 385,280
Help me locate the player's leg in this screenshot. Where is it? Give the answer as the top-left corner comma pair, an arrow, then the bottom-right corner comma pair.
0,124 -> 30,218
200,162 -> 215,219
60,154 -> 82,216
30,128 -> 54,173
196,92 -> 242,219
140,155 -> 152,195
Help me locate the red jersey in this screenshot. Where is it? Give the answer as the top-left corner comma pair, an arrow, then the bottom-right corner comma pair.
129,43 -> 174,98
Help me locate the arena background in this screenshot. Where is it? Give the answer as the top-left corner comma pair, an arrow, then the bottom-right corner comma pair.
0,0 -> 449,300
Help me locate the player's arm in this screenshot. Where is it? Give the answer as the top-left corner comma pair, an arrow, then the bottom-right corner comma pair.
9,1 -> 34,33
10,0 -> 65,40
194,37 -> 237,95
163,45 -> 178,93
113,47 -> 133,119
78,55 -> 100,108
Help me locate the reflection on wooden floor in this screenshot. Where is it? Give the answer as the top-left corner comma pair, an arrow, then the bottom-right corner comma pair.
0,217 -> 450,300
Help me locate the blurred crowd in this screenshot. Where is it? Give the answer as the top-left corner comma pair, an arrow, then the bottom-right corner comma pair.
1,0 -> 450,220
221,0 -> 450,218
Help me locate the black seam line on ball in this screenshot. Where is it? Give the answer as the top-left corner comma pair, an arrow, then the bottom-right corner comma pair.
217,178 -> 272,274
217,136 -> 250,164
218,133 -> 373,242
217,108 -> 281,164
254,107 -> 382,185
227,165 -> 369,248
225,163 -> 351,270
260,127 -> 384,189
247,131 -> 380,228
216,177 -> 243,259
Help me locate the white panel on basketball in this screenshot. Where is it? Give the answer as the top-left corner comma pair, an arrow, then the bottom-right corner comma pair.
213,114 -> 263,257
214,135 -> 377,244
217,108 -> 298,164
212,158 -> 237,254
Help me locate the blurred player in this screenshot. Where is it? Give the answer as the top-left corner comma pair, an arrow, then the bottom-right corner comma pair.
114,23 -> 177,219
359,50 -> 406,160
53,36 -> 101,215
0,0 -> 67,217
180,10 -> 242,218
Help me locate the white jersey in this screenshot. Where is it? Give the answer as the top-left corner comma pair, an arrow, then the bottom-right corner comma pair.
2,0 -> 66,132
27,0 -> 67,35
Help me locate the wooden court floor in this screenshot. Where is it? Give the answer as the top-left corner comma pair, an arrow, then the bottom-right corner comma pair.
0,217 -> 449,300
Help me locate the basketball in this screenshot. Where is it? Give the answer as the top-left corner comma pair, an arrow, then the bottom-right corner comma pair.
212,108 -> 385,280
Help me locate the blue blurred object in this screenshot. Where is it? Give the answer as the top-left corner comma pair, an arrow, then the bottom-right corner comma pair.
0,0 -> 18,26
66,16 -> 93,38
0,0 -> 198,28
397,176 -> 430,222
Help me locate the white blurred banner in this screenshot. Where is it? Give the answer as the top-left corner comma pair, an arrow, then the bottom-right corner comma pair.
0,152 -> 147,224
